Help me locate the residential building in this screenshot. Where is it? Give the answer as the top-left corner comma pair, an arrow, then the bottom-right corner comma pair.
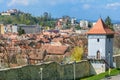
71,18 -> 76,25
0,24 -> 5,34
113,24 -> 120,31
92,22 -> 96,26
1,12 -> 11,16
7,9 -> 18,14
0,9 -> 19,16
4,25 -> 12,33
80,20 -> 88,29
4,24 -> 18,33
12,25 -> 18,33
18,25 -> 41,34
56,21 -> 63,29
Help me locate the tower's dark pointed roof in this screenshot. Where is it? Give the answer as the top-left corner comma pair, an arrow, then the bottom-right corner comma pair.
87,18 -> 114,35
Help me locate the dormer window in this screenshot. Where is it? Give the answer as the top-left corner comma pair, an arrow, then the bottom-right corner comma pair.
97,38 -> 99,42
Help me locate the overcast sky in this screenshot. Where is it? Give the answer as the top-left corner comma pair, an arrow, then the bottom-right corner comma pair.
0,0 -> 120,21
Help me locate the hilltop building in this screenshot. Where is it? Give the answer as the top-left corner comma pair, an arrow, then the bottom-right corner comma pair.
0,9 -> 19,16
1,12 -> 11,16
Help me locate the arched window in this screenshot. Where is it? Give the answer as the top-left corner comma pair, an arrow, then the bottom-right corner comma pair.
96,50 -> 100,59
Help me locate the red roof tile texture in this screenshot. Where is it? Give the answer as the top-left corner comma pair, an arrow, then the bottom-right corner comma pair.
42,44 -> 68,55
87,18 -> 114,35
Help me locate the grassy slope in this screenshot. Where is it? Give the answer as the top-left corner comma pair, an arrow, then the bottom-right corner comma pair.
81,69 -> 120,80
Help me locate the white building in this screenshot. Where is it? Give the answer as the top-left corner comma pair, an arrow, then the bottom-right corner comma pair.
80,20 -> 88,28
12,25 -> 18,33
4,25 -> 18,33
1,12 -> 11,16
92,22 -> 96,26
71,18 -> 76,25
87,18 -> 114,68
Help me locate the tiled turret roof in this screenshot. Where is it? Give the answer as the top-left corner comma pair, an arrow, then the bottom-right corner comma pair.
87,18 -> 114,35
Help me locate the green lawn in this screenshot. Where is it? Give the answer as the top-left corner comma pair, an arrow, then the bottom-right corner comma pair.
81,68 -> 120,80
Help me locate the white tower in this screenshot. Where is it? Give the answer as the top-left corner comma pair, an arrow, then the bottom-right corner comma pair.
87,18 -> 114,68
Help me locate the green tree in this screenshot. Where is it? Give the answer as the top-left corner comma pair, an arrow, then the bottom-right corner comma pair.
88,22 -> 92,28
75,25 -> 81,30
105,16 -> 114,30
0,11 -> 56,28
0,12 -> 39,25
18,26 -> 25,35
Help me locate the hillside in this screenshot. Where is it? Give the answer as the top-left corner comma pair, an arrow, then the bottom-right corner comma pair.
0,9 -> 56,27
0,13 -> 39,25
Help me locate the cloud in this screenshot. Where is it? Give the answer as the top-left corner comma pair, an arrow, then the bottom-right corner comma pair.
7,0 -> 38,7
83,4 -> 91,9
106,2 -> 120,9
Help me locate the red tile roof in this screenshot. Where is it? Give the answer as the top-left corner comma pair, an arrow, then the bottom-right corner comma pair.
87,18 -> 114,35
29,53 -> 43,60
52,37 -> 63,42
0,53 -> 4,58
42,44 -> 68,55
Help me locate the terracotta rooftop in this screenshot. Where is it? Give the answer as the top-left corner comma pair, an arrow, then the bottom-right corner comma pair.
87,18 -> 114,35
42,44 -> 68,55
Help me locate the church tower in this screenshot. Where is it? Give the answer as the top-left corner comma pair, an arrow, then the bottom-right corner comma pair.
87,18 -> 114,67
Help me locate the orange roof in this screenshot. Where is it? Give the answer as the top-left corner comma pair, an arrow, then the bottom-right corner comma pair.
87,18 -> 114,35
42,44 -> 68,55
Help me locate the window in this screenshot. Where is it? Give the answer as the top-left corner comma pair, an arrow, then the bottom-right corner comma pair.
96,50 -> 100,59
97,38 -> 99,42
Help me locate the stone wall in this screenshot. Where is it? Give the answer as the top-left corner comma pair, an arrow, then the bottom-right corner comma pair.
113,55 -> 120,68
0,60 -> 94,80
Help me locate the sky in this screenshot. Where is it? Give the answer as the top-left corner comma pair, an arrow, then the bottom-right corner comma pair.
0,0 -> 120,21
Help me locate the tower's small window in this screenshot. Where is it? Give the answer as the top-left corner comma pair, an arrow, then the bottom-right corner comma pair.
97,38 -> 99,42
